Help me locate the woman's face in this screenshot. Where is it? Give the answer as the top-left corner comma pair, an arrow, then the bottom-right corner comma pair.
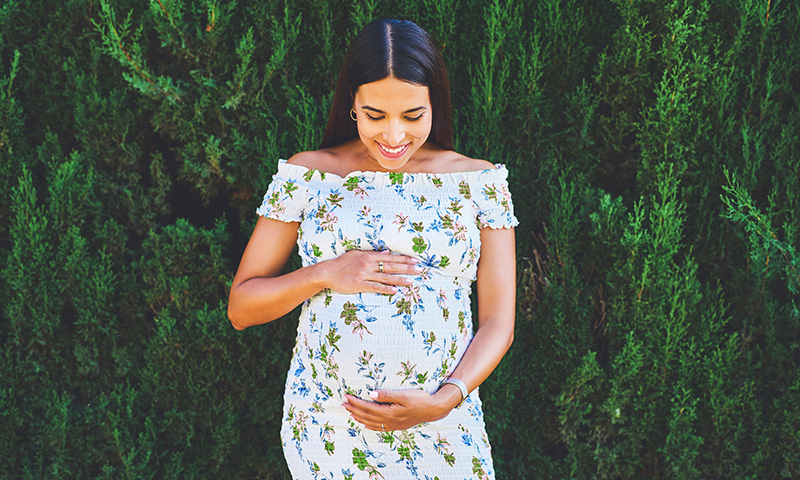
353,77 -> 433,171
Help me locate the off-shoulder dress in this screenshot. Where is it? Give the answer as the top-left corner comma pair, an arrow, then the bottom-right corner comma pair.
257,159 -> 518,479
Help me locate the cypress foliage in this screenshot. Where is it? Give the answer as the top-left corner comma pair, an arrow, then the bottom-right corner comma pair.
1,0 -> 798,478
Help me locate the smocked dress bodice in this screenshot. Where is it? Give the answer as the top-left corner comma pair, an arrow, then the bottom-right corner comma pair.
257,158 -> 517,480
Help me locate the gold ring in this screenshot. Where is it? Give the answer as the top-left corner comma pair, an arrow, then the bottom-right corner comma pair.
378,261 -> 384,274
381,423 -> 385,432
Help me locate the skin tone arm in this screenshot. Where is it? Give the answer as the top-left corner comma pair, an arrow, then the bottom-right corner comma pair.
342,226 -> 516,431
228,216 -> 422,330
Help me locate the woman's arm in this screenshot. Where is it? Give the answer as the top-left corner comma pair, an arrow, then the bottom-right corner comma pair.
343,226 -> 516,430
228,216 -> 421,330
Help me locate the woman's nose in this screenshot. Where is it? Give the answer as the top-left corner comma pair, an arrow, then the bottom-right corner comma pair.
383,121 -> 406,145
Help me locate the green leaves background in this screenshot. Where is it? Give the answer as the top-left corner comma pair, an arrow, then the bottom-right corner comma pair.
1,0 -> 798,478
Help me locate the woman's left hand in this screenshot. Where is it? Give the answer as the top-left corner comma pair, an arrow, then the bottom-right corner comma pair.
342,387 -> 461,432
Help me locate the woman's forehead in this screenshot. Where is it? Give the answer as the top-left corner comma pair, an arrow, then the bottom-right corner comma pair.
355,77 -> 430,110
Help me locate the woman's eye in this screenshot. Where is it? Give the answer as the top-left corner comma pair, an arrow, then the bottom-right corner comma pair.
405,114 -> 424,122
365,114 -> 384,121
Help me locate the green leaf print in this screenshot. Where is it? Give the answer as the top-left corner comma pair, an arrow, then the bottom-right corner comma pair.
341,302 -> 358,324
435,434 -> 456,467
472,457 -> 489,479
343,176 -> 360,191
341,237 -> 359,250
267,191 -> 280,206
315,204 -> 328,218
324,441 -> 334,455
397,361 -> 416,384
458,180 -> 471,199
412,222 -> 425,232
396,298 -> 412,316
341,301 -> 371,338
389,171 -> 404,184
352,448 -> 384,478
398,444 -> 411,460
449,199 -> 463,214
448,341 -> 458,360
439,256 -> 450,268
397,431 -> 417,461
431,176 -> 443,188
441,214 -> 454,229
484,184 -> 498,202
326,327 -> 341,352
283,181 -> 298,197
327,192 -> 343,207
302,169 -> 315,182
312,244 -> 323,257
353,448 -> 369,468
412,236 -> 427,254
379,431 -> 396,446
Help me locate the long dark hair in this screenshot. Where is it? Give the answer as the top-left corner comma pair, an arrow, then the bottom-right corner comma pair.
320,19 -> 453,150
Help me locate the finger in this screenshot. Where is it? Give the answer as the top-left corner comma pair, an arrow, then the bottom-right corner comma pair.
367,281 -> 400,295
342,401 -> 388,428
343,394 -> 396,417
370,251 -> 420,265
369,389 -> 405,405
374,273 -> 414,287
385,263 -> 425,276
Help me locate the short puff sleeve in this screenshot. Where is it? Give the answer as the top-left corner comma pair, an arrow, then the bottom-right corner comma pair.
255,160 -> 311,223
473,165 -> 519,229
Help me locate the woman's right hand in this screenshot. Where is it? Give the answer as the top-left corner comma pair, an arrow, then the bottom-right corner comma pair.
229,217 -> 422,329
317,250 -> 421,295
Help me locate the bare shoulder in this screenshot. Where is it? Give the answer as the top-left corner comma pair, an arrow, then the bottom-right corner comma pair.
431,150 -> 495,173
287,141 -> 359,176
286,150 -> 334,170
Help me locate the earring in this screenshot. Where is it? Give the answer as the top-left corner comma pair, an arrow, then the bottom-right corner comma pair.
350,108 -> 357,121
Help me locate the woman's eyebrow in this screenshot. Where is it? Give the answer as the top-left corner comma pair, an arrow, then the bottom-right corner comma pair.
362,106 -> 428,114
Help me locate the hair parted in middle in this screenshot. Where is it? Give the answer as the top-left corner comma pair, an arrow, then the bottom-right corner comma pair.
320,19 -> 453,150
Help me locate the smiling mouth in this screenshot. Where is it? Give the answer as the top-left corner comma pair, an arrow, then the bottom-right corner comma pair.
377,142 -> 410,158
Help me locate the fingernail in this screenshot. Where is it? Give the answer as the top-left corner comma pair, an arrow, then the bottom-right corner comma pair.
413,265 -> 423,272
369,391 -> 378,400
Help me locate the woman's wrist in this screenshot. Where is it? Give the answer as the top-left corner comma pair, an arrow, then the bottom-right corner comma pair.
307,260 -> 333,292
432,383 -> 463,418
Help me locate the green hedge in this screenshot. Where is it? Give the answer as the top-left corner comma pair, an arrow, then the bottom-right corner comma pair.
1,0 -> 798,478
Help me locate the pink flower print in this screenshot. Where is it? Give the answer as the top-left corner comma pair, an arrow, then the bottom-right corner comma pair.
467,247 -> 478,265
358,350 -> 374,368
437,289 -> 447,309
434,434 -> 456,466
359,205 -> 372,218
453,220 -> 467,241
320,212 -> 338,232
393,213 -> 409,232
402,284 -> 421,305
341,302 -> 372,340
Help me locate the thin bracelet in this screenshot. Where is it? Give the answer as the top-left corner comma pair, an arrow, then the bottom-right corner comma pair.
441,377 -> 469,408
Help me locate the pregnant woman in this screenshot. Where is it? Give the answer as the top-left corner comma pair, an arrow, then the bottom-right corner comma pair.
228,18 -> 517,479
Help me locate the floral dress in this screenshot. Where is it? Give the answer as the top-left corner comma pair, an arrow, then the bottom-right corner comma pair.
257,159 -> 518,480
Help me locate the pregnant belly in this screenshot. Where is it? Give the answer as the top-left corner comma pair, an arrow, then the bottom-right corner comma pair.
286,289 -> 473,403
